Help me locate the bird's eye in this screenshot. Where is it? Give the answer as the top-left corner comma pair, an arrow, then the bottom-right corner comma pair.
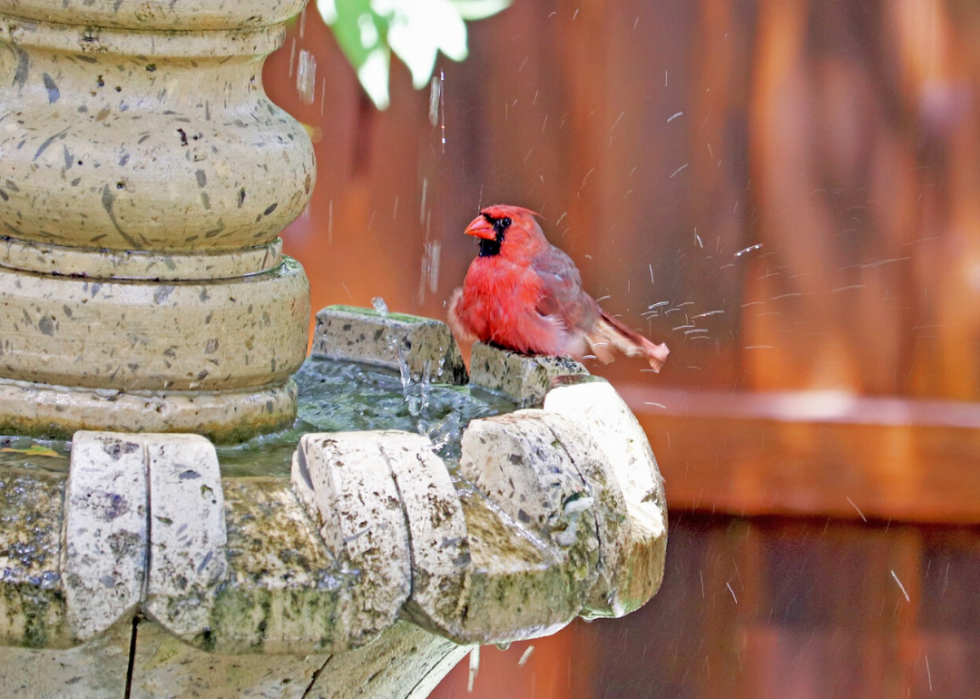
501,217 -> 512,228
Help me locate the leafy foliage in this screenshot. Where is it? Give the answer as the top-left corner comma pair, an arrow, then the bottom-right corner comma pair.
316,0 -> 510,109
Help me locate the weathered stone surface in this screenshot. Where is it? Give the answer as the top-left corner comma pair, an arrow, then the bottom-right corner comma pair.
449,490 -> 582,643
0,0 -> 315,441
62,432 -> 147,642
129,619 -> 326,699
0,377 -> 299,444
468,342 -> 589,407
206,478 -> 346,655
533,410 -> 631,619
0,616 -> 132,698
376,433 -> 470,636
0,260 -> 309,393
0,0 -> 305,30
312,305 -> 468,385
0,15 -> 314,252
459,411 -> 599,568
0,237 -> 283,281
291,432 -> 412,649
144,435 -> 227,640
544,379 -> 668,616
0,470 -> 70,648
303,620 -> 471,699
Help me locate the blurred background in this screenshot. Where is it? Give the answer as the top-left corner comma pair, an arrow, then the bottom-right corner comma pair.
266,1 -> 980,696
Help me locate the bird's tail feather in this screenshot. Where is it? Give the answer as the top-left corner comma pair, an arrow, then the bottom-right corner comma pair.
588,312 -> 670,372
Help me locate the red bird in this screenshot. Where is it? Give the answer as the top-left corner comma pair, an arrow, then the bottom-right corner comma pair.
448,205 -> 669,371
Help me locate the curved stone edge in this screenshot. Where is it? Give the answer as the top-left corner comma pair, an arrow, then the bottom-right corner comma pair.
464,343 -> 668,617
468,341 -> 589,407
544,379 -> 668,617
60,432 -> 228,643
0,0 -> 307,32
431,411 -> 600,644
533,410 -> 633,618
291,432 -> 413,650
0,360 -> 665,673
0,260 -> 309,394
0,237 -> 283,281
0,378 -> 298,444
302,620 -> 472,699
0,13 -> 287,57
459,411 -> 599,582
142,435 -> 228,640
312,305 -> 469,385
372,432 -> 471,638
287,425 -> 607,648
61,433 -> 148,642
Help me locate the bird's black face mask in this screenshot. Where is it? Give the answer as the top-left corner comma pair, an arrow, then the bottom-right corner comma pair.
478,216 -> 511,257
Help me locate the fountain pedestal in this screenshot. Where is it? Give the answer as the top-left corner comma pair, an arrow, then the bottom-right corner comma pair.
0,0 -> 313,440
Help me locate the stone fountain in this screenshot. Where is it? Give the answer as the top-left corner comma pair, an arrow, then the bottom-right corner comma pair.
0,2 -> 667,697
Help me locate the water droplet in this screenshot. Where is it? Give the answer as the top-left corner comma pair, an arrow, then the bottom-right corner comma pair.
296,49 -> 317,105
371,297 -> 388,315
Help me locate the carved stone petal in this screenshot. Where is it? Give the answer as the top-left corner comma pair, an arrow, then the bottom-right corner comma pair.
291,432 -> 412,649
375,432 -> 470,636
62,432 -> 148,642
143,434 -> 228,640
544,379 -> 668,616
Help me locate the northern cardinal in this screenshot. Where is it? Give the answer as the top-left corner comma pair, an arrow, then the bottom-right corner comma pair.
448,205 -> 669,371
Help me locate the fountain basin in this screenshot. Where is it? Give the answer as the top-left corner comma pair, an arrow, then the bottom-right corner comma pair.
0,306 -> 667,697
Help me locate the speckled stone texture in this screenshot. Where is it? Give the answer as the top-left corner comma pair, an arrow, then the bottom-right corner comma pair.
143,435 -> 228,641
207,478 -> 346,654
0,13 -> 313,252
313,305 -> 469,384
0,619 -> 132,698
0,470 -> 69,649
0,0 -> 315,440
291,432 -> 413,650
545,379 -> 668,617
62,433 -> 148,642
468,341 -> 590,407
128,620 -> 327,699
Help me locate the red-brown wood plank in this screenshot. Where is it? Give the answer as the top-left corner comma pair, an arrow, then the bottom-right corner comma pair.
618,386 -> 980,524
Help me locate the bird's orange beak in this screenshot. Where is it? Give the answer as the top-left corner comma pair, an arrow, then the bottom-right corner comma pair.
464,215 -> 496,240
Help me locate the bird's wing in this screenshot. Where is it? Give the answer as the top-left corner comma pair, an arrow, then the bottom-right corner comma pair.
530,247 -> 597,330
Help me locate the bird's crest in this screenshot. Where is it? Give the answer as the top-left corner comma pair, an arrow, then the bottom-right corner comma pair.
478,204 -> 541,222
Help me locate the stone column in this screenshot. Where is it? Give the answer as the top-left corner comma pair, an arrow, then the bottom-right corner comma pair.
0,0 -> 314,441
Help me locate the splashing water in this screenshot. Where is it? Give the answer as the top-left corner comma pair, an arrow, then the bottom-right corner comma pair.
218,357 -> 516,476
296,49 -> 317,105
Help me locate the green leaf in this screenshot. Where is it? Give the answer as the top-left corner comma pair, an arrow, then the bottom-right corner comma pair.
318,0 -> 511,110
321,0 -> 392,108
